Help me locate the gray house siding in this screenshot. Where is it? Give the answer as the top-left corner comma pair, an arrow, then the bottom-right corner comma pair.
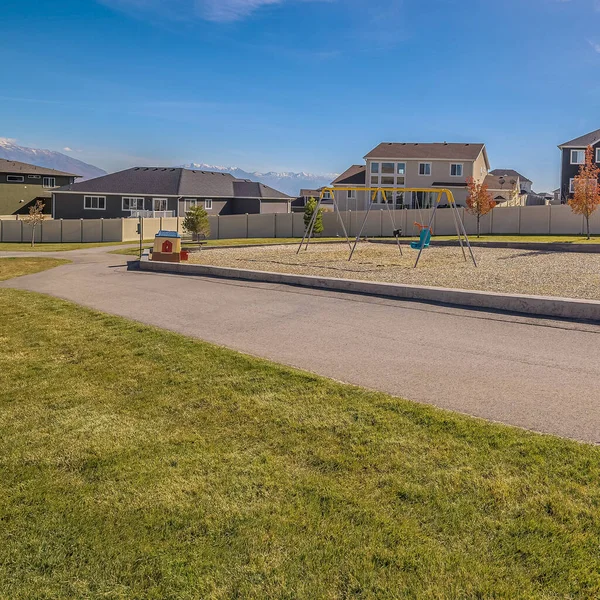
259,199 -> 290,214
53,193 -> 179,219
178,198 -> 232,216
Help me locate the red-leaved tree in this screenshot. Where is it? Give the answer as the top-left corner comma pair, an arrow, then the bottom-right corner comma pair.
569,145 -> 600,240
466,177 -> 495,238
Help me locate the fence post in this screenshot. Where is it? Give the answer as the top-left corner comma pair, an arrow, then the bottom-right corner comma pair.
101,218 -> 104,242
246,213 -> 249,239
548,205 -> 552,235
274,213 -> 278,238
380,209 -> 383,237
517,207 -> 521,235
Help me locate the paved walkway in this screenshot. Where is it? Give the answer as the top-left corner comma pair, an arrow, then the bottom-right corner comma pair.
3,247 -> 600,443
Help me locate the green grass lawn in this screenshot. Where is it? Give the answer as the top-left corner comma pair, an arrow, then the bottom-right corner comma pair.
0,241 -> 154,252
1,290 -> 600,598
0,257 -> 70,281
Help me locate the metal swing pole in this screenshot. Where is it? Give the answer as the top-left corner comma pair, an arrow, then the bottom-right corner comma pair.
382,190 -> 403,257
296,193 -> 323,254
348,189 -> 378,261
413,192 -> 440,269
455,202 -> 478,267
448,192 -> 467,262
330,190 -> 352,250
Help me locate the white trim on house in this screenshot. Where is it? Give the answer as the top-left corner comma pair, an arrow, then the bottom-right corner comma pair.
6,175 -> 24,182
571,150 -> 586,165
418,162 -> 432,176
84,195 -> 106,210
596,148 -> 600,163
450,163 -> 463,177
43,177 -> 56,188
28,175 -> 41,179
204,199 -> 212,210
153,198 -> 168,212
569,178 -> 576,194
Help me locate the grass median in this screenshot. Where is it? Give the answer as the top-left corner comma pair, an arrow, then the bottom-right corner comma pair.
1,289 -> 600,597
0,257 -> 70,281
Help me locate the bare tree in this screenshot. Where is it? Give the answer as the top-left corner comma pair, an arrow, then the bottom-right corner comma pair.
24,199 -> 45,247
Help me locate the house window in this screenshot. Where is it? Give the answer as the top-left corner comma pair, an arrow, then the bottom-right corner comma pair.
450,163 -> 463,177
322,191 -> 331,200
347,190 -> 355,199
419,163 -> 432,176
153,198 -> 168,212
381,162 -> 394,174
43,177 -> 56,188
122,197 -> 144,210
370,162 -> 380,174
28,175 -> 41,179
84,196 -> 106,210
7,175 -> 24,182
204,199 -> 213,210
381,176 -> 395,186
596,148 -> 600,163
569,179 -> 576,193
571,150 -> 585,165
370,176 -> 378,185
397,163 -> 406,175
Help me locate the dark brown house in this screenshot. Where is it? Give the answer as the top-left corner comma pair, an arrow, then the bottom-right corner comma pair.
558,129 -> 600,203
53,167 -> 293,219
0,159 -> 79,215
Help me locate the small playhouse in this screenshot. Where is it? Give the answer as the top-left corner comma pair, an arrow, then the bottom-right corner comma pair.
151,230 -> 189,263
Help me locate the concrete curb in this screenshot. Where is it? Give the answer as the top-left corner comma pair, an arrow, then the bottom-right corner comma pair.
139,253 -> 600,322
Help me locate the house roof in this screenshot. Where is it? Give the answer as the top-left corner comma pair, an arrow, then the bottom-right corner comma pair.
0,158 -> 79,178
484,174 -> 519,190
559,129 -> 600,148
331,165 -> 366,185
490,168 -> 531,183
364,142 -> 488,164
55,167 -> 291,199
299,188 -> 323,197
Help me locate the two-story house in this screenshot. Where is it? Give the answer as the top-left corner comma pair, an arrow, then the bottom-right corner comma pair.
331,142 -> 490,211
0,159 -> 79,215
558,128 -> 600,203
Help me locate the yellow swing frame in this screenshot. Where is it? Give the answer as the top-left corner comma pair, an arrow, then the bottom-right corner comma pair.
298,186 -> 477,268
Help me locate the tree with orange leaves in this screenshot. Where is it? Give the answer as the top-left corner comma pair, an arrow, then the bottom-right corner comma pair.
569,145 -> 600,240
465,177 -> 495,238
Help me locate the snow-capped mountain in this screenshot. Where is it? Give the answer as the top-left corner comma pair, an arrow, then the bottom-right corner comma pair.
0,138 -> 106,181
180,162 -> 338,197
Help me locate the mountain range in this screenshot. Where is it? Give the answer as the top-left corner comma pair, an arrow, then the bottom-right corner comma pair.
179,163 -> 337,197
0,139 -> 107,181
0,139 -> 337,195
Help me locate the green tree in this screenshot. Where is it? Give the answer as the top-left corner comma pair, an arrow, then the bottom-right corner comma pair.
303,197 -> 324,236
182,205 -> 210,242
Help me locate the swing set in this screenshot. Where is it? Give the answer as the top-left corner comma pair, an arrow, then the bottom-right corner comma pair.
298,186 -> 477,268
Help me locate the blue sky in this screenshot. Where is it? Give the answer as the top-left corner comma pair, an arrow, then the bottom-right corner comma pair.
1,0 -> 599,190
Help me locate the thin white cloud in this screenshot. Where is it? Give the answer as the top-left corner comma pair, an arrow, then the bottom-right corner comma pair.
63,147 -> 73,152
97,0 -> 322,22
588,39 -> 600,53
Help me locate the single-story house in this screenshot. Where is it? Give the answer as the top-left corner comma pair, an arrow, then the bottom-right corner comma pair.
0,159 -> 79,215
52,167 -> 293,219
292,187 -> 334,212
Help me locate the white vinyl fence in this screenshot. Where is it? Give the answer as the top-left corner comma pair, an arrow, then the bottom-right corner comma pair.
0,206 -> 599,243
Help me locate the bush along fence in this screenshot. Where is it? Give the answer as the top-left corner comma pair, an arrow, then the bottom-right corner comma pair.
1,205 -> 600,243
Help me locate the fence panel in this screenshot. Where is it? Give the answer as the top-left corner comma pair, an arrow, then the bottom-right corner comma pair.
490,207 -> 520,234
520,205 -> 550,235
41,220 -> 62,243
21,223 -> 42,244
82,220 -> 103,242
248,213 -> 275,238
434,207 -> 464,236
550,205 -> 583,235
275,213 -> 293,238
219,214 -> 248,239
291,213 -> 305,237
61,220 -> 82,243
463,210 -> 492,236
1,220 -> 22,242
102,219 -> 123,242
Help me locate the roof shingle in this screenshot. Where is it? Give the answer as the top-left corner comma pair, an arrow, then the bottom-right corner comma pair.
364,142 -> 486,162
0,158 -> 79,177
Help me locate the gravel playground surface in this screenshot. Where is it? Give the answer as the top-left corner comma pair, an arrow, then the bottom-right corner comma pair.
189,242 -> 600,300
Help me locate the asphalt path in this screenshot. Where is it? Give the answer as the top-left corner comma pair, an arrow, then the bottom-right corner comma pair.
3,246 -> 600,443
